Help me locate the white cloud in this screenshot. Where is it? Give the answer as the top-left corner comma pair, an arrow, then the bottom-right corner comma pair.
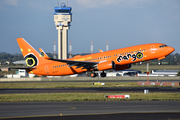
5,0 -> 18,6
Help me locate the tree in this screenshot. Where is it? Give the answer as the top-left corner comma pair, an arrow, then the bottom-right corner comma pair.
177,71 -> 180,76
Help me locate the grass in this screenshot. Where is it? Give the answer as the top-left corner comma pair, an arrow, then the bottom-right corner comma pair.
1,80 -> 180,102
0,93 -> 180,102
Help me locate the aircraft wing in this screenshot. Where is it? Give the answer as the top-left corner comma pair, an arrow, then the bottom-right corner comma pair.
49,58 -> 98,69
39,48 -> 98,69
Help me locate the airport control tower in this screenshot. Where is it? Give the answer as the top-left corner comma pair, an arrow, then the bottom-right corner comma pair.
54,3 -> 72,59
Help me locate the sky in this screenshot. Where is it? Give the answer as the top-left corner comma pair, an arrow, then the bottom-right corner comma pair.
0,0 -> 180,55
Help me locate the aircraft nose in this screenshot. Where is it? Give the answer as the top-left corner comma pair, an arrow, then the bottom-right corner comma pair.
168,46 -> 175,53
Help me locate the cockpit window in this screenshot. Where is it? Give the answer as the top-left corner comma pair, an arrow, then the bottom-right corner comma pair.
159,45 -> 167,48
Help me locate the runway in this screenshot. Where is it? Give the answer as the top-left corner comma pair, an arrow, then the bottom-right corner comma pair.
1,87 -> 180,94
0,101 -> 180,120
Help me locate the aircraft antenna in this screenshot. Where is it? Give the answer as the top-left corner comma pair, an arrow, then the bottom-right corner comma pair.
106,40 -> 109,51
53,40 -> 56,59
91,40 -> 93,54
69,40 -> 72,58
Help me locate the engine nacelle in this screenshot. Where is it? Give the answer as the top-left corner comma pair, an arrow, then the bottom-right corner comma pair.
114,64 -> 131,71
97,61 -> 115,71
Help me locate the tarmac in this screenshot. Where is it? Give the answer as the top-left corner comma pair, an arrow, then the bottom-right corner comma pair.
1,87 -> 180,94
0,101 -> 180,120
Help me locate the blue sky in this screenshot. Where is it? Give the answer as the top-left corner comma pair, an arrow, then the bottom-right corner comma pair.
0,0 -> 180,55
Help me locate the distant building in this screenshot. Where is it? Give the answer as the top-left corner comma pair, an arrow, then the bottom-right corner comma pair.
106,72 -> 121,77
0,67 -> 10,71
151,70 -> 180,76
98,69 -> 141,77
138,69 -> 180,77
12,60 -> 26,65
115,69 -> 141,76
2,61 -> 10,65
6,69 -> 35,78
137,73 -> 164,77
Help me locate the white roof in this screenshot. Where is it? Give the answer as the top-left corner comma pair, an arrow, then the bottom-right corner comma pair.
13,60 -> 26,65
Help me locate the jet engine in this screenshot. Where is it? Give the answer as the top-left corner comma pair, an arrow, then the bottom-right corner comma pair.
97,61 -> 115,71
114,64 -> 131,71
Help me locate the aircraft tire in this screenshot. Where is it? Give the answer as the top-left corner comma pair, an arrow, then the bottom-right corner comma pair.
91,73 -> 97,77
100,72 -> 106,77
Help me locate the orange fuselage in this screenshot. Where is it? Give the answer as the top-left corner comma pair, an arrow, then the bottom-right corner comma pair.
30,43 -> 174,76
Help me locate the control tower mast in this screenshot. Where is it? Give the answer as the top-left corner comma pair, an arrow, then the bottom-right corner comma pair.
54,3 -> 72,59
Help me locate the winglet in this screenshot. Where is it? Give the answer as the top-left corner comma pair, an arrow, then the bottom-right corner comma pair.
99,49 -> 103,52
39,48 -> 50,59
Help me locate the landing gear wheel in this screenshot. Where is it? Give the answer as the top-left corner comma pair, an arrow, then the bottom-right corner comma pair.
91,73 -> 97,78
158,62 -> 162,65
100,72 -> 106,77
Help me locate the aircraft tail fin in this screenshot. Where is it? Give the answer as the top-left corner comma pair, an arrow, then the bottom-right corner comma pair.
16,38 -> 43,67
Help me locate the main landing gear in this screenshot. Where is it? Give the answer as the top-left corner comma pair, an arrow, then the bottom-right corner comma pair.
91,71 -> 106,78
100,71 -> 106,77
90,73 -> 97,77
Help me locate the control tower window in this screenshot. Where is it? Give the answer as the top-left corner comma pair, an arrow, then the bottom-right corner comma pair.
56,10 -> 70,13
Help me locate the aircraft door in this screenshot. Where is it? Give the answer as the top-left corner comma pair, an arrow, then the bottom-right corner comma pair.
150,45 -> 155,54
45,65 -> 49,74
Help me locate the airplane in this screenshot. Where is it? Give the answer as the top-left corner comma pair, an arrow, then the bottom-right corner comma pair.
15,38 -> 175,77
